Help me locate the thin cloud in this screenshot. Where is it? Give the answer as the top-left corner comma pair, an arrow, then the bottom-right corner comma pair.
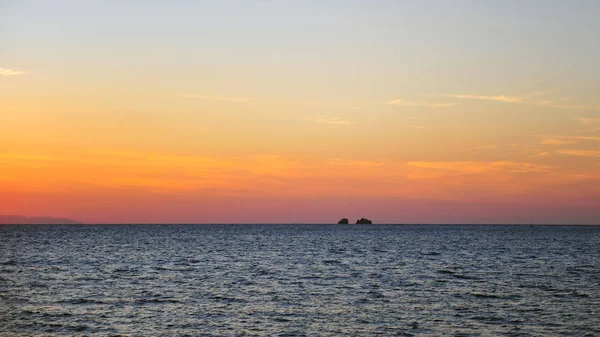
443,92 -> 600,111
311,116 -> 354,125
387,99 -> 455,108
327,159 -> 384,167
559,150 -> 600,157
443,94 -> 524,103
530,152 -> 549,158
0,153 -> 60,161
540,136 -> 600,146
541,138 -> 577,145
177,93 -> 253,102
475,145 -> 499,150
566,136 -> 600,141
577,117 -> 600,124
491,161 -> 554,173
408,161 -> 553,174
0,68 -> 27,76
537,101 -> 600,112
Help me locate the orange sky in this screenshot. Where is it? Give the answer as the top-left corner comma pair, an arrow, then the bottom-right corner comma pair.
1,1 -> 599,223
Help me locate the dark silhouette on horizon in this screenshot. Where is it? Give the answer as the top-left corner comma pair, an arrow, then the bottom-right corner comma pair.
337,217 -> 373,224
0,215 -> 81,225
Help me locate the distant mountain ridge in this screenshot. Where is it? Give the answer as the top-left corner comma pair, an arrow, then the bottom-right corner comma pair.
0,215 -> 81,224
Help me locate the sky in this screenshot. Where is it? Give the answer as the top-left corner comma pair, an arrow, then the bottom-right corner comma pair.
1,0 -> 599,224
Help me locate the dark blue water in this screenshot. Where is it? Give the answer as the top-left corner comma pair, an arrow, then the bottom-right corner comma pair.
1,224 -> 599,336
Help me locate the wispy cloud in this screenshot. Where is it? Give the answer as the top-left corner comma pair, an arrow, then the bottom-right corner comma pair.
491,161 -> 554,173
567,136 -> 600,141
408,161 -> 553,174
530,152 -> 549,158
541,138 -> 577,145
0,68 -> 27,76
577,117 -> 600,124
311,116 -> 354,125
559,150 -> 600,157
387,99 -> 455,108
537,101 -> 600,111
327,159 -> 384,167
443,92 -> 600,111
540,136 -> 600,146
443,94 -> 524,103
475,145 -> 499,150
177,93 -> 253,102
0,153 -> 60,161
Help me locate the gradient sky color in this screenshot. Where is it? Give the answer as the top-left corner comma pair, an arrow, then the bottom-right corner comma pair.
1,1 -> 599,223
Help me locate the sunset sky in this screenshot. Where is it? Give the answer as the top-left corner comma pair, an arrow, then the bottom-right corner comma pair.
1,1 -> 599,224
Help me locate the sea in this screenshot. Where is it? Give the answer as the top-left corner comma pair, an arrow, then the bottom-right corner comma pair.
1,224 -> 599,336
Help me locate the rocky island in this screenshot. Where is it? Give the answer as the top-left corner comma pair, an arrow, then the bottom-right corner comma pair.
337,217 -> 373,224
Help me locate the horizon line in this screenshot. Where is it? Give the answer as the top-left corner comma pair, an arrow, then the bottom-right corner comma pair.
1,223 -> 599,226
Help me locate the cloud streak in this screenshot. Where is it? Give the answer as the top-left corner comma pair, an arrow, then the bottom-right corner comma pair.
537,101 -> 600,112
443,94 -> 524,103
407,161 -> 553,174
177,93 -> 253,102
567,136 -> 600,141
0,68 -> 27,76
577,117 -> 600,124
443,93 -> 600,111
540,138 -> 577,145
559,150 -> 600,157
387,99 -> 455,108
530,152 -> 549,158
541,136 -> 600,145
311,116 -> 354,125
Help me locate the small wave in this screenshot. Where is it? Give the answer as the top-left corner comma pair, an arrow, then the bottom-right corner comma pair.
135,298 -> 181,304
472,315 -> 505,322
273,317 -> 292,322
66,325 -> 89,332
300,275 -> 322,279
42,312 -> 73,318
322,259 -> 342,265
470,292 -> 505,299
0,260 -> 17,266
187,259 -> 203,264
369,290 -> 386,298
74,276 -> 104,281
553,291 -> 590,298
111,267 -> 138,274
212,295 -> 246,303
328,248 -> 346,254
27,281 -> 48,288
59,298 -> 105,305
253,268 -> 271,276
21,308 -> 72,317
437,269 -> 479,280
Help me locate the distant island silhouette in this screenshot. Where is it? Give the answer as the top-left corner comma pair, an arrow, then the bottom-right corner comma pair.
0,215 -> 81,225
337,217 -> 373,224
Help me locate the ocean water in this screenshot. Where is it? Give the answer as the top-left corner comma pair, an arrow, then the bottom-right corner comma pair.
1,224 -> 599,336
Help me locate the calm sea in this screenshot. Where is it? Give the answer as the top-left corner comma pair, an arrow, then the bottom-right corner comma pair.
1,224 -> 599,336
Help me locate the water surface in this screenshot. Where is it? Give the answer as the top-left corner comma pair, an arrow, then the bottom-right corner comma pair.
1,224 -> 599,336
